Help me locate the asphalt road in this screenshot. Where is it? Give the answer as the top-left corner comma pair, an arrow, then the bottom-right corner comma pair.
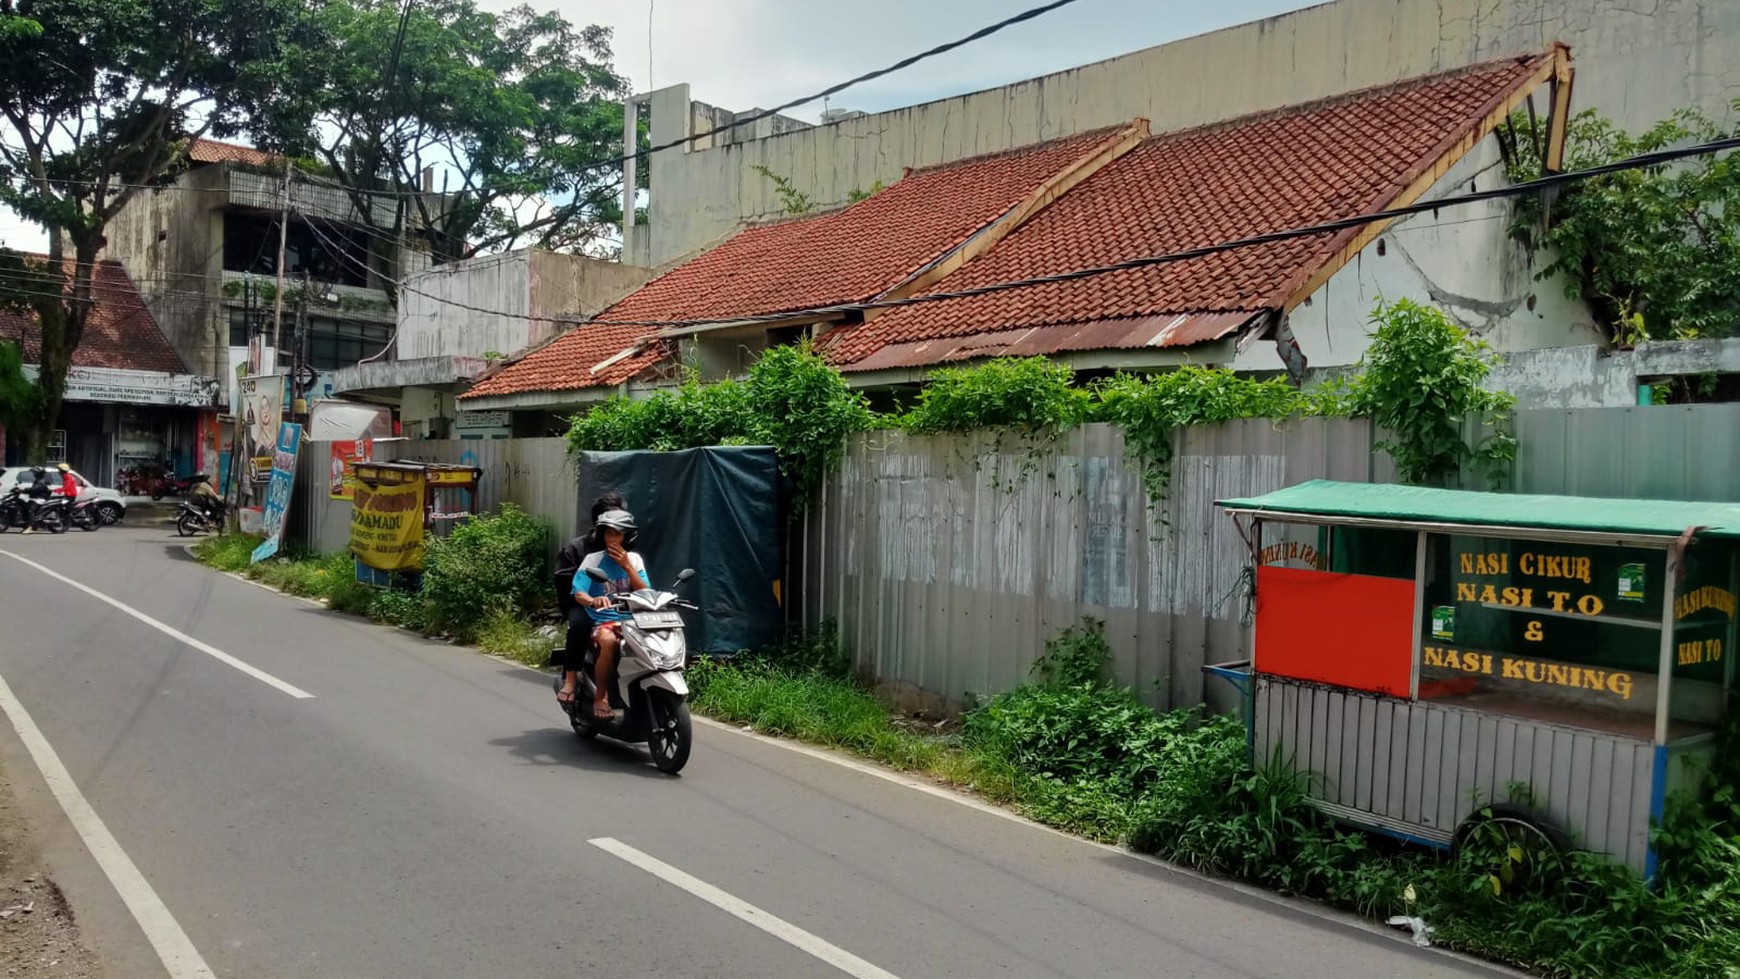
0,526 -> 1510,979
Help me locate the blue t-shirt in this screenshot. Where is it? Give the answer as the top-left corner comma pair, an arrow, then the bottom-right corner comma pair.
576,550 -> 650,624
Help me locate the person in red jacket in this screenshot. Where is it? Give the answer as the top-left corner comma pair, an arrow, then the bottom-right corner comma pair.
55,463 -> 79,499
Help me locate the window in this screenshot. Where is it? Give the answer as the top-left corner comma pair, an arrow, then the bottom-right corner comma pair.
227,313 -> 391,370
302,317 -> 392,371
222,212 -> 373,287
1415,533 -> 1734,737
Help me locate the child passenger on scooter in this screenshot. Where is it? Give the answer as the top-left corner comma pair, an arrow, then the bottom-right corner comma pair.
567,508 -> 651,721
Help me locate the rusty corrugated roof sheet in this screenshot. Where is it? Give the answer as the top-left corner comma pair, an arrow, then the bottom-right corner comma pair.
836,311 -> 1259,372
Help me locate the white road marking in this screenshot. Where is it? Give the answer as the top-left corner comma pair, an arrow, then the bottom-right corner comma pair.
0,670 -> 218,978
1,550 -> 314,699
589,837 -> 903,979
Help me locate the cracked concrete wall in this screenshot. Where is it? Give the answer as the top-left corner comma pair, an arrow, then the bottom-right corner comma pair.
1234,140 -> 1603,375
643,0 -> 1740,267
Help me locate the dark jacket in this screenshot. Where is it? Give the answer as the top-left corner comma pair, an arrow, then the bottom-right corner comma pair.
554,532 -> 600,614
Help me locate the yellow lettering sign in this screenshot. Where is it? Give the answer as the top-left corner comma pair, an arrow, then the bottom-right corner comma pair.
1430,648 -> 1636,701
1676,587 -> 1737,621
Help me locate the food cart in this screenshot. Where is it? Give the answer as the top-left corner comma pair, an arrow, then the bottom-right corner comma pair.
1209,480 -> 1740,878
350,461 -> 482,587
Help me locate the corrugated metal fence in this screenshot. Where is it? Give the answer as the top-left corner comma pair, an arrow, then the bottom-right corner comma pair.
790,419 -> 1395,711
286,405 -> 1740,710
292,438 -> 577,560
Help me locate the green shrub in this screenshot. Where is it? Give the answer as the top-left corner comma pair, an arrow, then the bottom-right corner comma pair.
901,356 -> 1090,434
421,504 -> 551,642
566,343 -> 871,502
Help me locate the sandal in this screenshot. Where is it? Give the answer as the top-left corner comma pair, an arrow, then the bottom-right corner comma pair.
556,688 -> 578,706
592,702 -> 614,721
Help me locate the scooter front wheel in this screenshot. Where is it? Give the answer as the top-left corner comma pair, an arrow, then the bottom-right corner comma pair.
647,691 -> 692,774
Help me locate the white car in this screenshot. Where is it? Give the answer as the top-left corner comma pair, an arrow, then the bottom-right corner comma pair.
0,467 -> 127,524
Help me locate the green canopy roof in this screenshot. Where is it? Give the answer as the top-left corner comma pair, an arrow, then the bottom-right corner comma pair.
1216,481 -> 1740,540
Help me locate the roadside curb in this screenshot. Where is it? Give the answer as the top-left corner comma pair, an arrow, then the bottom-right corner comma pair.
182,550 -> 1526,977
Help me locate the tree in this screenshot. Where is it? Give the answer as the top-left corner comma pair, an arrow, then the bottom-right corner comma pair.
0,0 -> 319,455
1505,104 -> 1740,343
294,0 -> 635,283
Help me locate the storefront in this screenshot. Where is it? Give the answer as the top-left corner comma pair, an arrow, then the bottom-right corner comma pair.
6,366 -> 222,489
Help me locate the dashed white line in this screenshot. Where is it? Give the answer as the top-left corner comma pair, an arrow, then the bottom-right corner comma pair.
589,837 -> 903,979
0,670 -> 217,978
1,550 -> 314,699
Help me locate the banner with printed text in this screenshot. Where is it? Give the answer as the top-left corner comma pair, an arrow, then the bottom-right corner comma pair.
350,475 -> 426,572
251,422 -> 302,564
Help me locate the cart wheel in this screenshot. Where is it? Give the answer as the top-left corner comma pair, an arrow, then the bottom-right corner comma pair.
1452,804 -> 1569,894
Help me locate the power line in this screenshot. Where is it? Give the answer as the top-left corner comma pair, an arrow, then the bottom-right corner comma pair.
8,133 -> 1735,362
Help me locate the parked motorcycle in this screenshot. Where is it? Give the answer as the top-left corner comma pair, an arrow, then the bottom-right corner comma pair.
175,498 -> 224,537
150,472 -> 199,501
555,567 -> 698,773
69,497 -> 102,532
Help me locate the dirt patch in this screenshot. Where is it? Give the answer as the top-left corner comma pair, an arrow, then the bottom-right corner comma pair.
0,762 -> 103,979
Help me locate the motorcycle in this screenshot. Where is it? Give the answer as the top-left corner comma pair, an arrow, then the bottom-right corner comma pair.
554,566 -> 698,774
0,491 -> 69,534
69,497 -> 102,532
175,497 -> 224,536
151,471 -> 203,500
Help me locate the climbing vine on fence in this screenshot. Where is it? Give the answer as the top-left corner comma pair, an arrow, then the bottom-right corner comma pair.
564,300 -> 1515,510
1094,366 -> 1344,510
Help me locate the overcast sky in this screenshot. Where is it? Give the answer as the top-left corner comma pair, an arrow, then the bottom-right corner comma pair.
0,0 -> 1316,253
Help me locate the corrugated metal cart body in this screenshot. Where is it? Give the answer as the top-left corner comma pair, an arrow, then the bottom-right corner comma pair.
1253,675 -> 1665,872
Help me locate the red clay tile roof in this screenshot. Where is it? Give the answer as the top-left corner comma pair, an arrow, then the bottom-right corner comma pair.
462,324 -> 666,401
0,259 -> 190,374
820,53 -> 1549,370
464,126 -> 1130,399
188,138 -> 276,167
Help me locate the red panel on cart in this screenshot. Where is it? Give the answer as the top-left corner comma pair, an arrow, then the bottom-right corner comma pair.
1255,566 -> 1414,696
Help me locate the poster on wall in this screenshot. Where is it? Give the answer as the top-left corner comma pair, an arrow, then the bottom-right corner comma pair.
239,374 -> 285,460
196,412 -> 224,479
251,422 -> 303,564
329,439 -> 373,499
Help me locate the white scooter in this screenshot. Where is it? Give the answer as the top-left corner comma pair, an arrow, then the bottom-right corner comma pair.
555,567 -> 698,773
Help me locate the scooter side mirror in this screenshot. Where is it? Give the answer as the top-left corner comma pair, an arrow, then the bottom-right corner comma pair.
674,568 -> 697,585
584,567 -> 611,583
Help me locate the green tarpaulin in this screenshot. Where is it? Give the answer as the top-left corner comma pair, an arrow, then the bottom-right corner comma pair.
1217,480 -> 1740,540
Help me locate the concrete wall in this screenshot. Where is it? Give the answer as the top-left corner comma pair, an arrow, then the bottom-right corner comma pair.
1486,337 -> 1740,409
1235,143 -> 1604,373
528,251 -> 654,331
641,0 -> 1740,267
102,165 -> 227,383
398,250 -> 654,362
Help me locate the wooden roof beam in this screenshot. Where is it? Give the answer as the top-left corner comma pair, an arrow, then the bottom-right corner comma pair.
865,118 -> 1152,321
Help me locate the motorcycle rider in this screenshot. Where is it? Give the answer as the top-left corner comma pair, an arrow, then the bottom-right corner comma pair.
21,465 -> 52,533
54,463 -> 79,500
554,493 -> 624,706
573,509 -> 652,721
188,473 -> 223,521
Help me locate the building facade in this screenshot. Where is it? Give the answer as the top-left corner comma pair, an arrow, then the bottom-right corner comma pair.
101,140 -> 432,416
328,248 -> 653,438
0,260 -> 221,485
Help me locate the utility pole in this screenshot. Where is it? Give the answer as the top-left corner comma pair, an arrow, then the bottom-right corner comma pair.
270,167 -> 291,372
